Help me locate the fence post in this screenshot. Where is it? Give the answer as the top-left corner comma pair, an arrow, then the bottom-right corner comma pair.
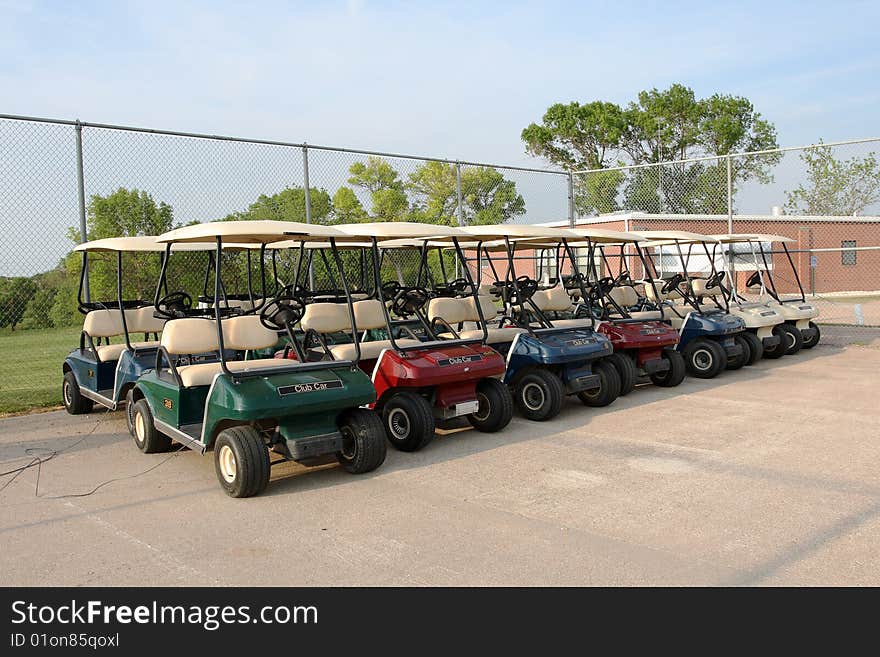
567,171 -> 575,228
75,120 -> 89,300
302,144 -> 314,288
455,162 -> 464,227
726,154 -> 733,233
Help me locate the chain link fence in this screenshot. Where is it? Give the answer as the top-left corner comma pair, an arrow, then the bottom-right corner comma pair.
572,138 -> 880,347
1,113 -> 878,411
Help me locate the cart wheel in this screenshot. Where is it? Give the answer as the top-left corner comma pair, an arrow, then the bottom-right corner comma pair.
727,335 -> 749,370
650,349 -> 686,387
468,378 -> 513,433
125,388 -> 136,436
382,392 -> 435,452
682,338 -> 726,378
607,352 -> 637,396
780,323 -> 804,355
578,359 -> 621,407
62,371 -> 93,415
337,409 -> 387,474
514,369 -> 564,421
739,331 -> 763,365
131,399 -> 172,454
214,426 -> 270,498
762,325 -> 787,359
802,321 -> 821,349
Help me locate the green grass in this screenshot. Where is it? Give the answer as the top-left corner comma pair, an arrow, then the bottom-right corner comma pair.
0,326 -> 81,414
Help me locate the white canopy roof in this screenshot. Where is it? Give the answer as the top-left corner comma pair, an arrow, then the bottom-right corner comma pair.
569,227 -> 646,244
631,230 -> 719,243
460,224 -> 579,241
74,236 -> 221,252
157,220 -> 346,244
333,222 -> 466,241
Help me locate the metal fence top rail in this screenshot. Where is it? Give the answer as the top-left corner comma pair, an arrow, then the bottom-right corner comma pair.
0,112 -> 567,176
571,136 -> 880,174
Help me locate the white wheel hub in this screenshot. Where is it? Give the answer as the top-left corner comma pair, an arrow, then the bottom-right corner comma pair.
218,444 -> 237,483
387,408 -> 410,439
692,348 -> 713,371
134,410 -> 146,444
521,382 -> 545,411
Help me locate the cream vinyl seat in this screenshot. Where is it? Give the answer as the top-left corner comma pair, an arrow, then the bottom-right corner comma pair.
431,296 -> 526,344
162,316 -> 291,387
84,306 -> 165,362
301,300 -> 420,361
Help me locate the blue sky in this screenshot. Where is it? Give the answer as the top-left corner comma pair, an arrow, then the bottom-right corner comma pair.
1,0 -> 878,165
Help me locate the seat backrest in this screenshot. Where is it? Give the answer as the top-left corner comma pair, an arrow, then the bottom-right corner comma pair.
352,299 -> 386,330
461,295 -> 498,322
643,279 -> 681,302
609,285 -> 639,308
161,318 -> 219,355
532,286 -> 572,312
478,284 -> 500,300
128,306 -> 166,334
427,297 -> 470,325
83,309 -> 124,338
221,315 -> 279,351
301,303 -> 351,334
690,278 -> 721,298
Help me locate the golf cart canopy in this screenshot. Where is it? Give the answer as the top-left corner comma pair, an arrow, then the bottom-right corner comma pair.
568,227 -> 646,244
632,230 -> 718,244
332,221 -> 466,241
157,220 -> 345,244
74,236 -> 221,252
460,224 -> 580,241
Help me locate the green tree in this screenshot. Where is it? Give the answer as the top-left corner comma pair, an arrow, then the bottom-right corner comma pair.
347,157 -> 410,220
331,186 -> 368,223
785,145 -> 880,215
0,277 -> 37,330
224,186 -> 332,224
523,84 -> 779,215
406,162 -> 526,225
82,188 -> 175,240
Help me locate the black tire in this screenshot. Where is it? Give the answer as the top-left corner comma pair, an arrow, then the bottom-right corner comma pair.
682,338 -> 726,379
780,323 -> 804,355
125,388 -> 136,436
740,331 -> 763,365
468,378 -> 514,432
382,392 -> 435,452
578,359 -> 621,407
337,408 -> 387,474
62,370 -> 93,415
802,321 -> 821,349
726,335 -> 749,370
650,349 -> 686,387
214,425 -> 271,498
762,325 -> 787,359
608,351 -> 637,396
131,398 -> 172,454
514,369 -> 564,421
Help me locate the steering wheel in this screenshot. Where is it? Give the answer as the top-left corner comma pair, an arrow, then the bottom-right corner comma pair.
661,274 -> 685,295
156,291 -> 193,318
391,286 -> 429,317
259,286 -> 306,331
446,278 -> 470,296
614,270 -> 633,286
381,280 -> 401,300
507,276 -> 539,306
745,271 -> 761,288
564,272 -> 587,290
588,276 -> 615,301
706,271 -> 726,290
78,300 -> 110,314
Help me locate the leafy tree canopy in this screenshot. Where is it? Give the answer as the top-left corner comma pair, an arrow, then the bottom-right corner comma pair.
223,186 -> 332,224
785,144 -> 880,216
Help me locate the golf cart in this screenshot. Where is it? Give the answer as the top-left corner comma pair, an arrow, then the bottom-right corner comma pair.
277,223 -> 513,453
62,237 -> 211,421
700,233 -> 791,360
713,233 -> 821,352
544,228 -> 685,393
460,224 -> 620,421
634,231 -> 748,379
128,221 -> 386,498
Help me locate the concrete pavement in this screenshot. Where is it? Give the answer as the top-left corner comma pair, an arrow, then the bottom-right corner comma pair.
1,341 -> 879,586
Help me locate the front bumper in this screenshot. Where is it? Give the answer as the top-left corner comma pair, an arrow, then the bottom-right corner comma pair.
762,335 -> 781,349
800,325 -> 819,342
720,336 -> 744,359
